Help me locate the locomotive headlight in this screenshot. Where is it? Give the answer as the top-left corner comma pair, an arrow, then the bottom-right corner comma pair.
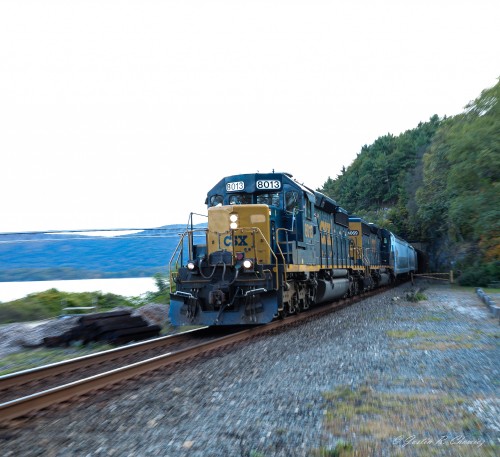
229,214 -> 238,230
187,261 -> 197,271
242,259 -> 253,269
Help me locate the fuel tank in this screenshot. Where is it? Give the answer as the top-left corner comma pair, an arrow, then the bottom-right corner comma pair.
330,269 -> 348,278
316,278 -> 350,303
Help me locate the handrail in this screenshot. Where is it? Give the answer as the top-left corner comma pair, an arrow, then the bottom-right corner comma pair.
168,228 -> 209,294
231,226 -> 279,291
276,227 -> 296,279
169,226 -> 279,292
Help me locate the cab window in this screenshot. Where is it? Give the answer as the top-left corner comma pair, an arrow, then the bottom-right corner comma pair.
229,193 -> 252,205
209,195 -> 223,207
285,191 -> 299,212
256,192 -> 280,207
306,201 -> 313,219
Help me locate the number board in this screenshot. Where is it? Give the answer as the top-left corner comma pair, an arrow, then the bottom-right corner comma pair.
226,181 -> 244,192
348,230 -> 359,236
256,180 -> 281,190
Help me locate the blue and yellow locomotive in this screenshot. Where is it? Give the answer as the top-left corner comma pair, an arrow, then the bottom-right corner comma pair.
169,172 -> 417,326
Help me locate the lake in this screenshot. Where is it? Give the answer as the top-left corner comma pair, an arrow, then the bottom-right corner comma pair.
0,277 -> 159,302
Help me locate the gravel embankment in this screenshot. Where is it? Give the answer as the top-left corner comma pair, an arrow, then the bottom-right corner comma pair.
1,283 -> 499,457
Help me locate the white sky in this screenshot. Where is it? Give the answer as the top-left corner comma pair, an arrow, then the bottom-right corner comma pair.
1,0 -> 498,233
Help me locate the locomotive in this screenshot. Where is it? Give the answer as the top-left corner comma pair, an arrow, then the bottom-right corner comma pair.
169,172 -> 417,326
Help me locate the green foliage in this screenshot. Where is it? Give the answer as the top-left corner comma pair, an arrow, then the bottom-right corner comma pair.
457,261 -> 500,287
139,272 -> 170,304
405,292 -> 428,302
153,272 -> 168,293
417,78 -> 500,270
0,272 -> 171,324
320,78 -> 500,278
0,289 -> 137,324
320,115 -> 441,241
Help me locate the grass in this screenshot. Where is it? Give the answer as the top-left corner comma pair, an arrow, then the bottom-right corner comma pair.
0,279 -> 170,325
413,341 -> 490,350
451,284 -> 500,294
386,330 -> 438,339
385,327 -> 498,352
0,343 -> 114,375
0,289 -> 141,324
309,442 -> 354,457
321,384 -> 498,456
406,291 -> 428,302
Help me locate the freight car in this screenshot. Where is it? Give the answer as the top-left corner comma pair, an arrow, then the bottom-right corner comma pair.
169,172 -> 417,326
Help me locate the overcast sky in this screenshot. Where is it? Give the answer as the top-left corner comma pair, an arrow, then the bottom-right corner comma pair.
1,0 -> 498,233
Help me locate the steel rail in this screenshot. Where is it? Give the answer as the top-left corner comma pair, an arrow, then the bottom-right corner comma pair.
0,327 -> 207,391
0,326 -> 261,423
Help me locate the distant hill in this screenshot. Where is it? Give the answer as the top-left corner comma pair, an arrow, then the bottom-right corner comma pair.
0,224 -> 206,282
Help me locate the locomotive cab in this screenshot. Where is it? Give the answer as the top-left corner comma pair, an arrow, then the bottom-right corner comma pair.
348,217 -> 391,290
169,173 -> 293,325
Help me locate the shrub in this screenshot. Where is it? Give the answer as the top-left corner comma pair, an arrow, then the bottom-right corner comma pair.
458,261 -> 500,287
0,289 -> 137,324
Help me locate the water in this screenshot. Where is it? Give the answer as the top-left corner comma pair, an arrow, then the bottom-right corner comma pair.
0,277 -> 159,302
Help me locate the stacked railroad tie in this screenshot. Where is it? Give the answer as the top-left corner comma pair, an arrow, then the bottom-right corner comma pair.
43,310 -> 162,347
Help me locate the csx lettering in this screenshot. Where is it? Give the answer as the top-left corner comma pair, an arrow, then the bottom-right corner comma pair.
305,224 -> 314,238
223,235 -> 248,247
235,235 -> 248,246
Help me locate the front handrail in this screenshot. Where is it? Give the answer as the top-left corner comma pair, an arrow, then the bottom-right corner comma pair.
169,226 -> 279,292
168,228 -> 208,294
276,227 -> 296,279
228,226 -> 279,291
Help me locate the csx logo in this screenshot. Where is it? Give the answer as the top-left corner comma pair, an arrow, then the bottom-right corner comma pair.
224,235 -> 248,247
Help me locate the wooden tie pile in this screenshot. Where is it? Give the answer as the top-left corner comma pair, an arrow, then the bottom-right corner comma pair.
43,310 -> 161,347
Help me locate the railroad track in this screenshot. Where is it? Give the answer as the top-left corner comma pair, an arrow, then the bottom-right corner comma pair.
0,285 -> 393,427
0,327 -> 223,401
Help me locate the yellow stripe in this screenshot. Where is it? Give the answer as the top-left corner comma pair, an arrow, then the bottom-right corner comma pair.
285,264 -> 350,273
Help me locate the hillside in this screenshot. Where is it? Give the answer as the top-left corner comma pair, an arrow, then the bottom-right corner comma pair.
320,78 -> 499,285
0,224 -> 205,282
